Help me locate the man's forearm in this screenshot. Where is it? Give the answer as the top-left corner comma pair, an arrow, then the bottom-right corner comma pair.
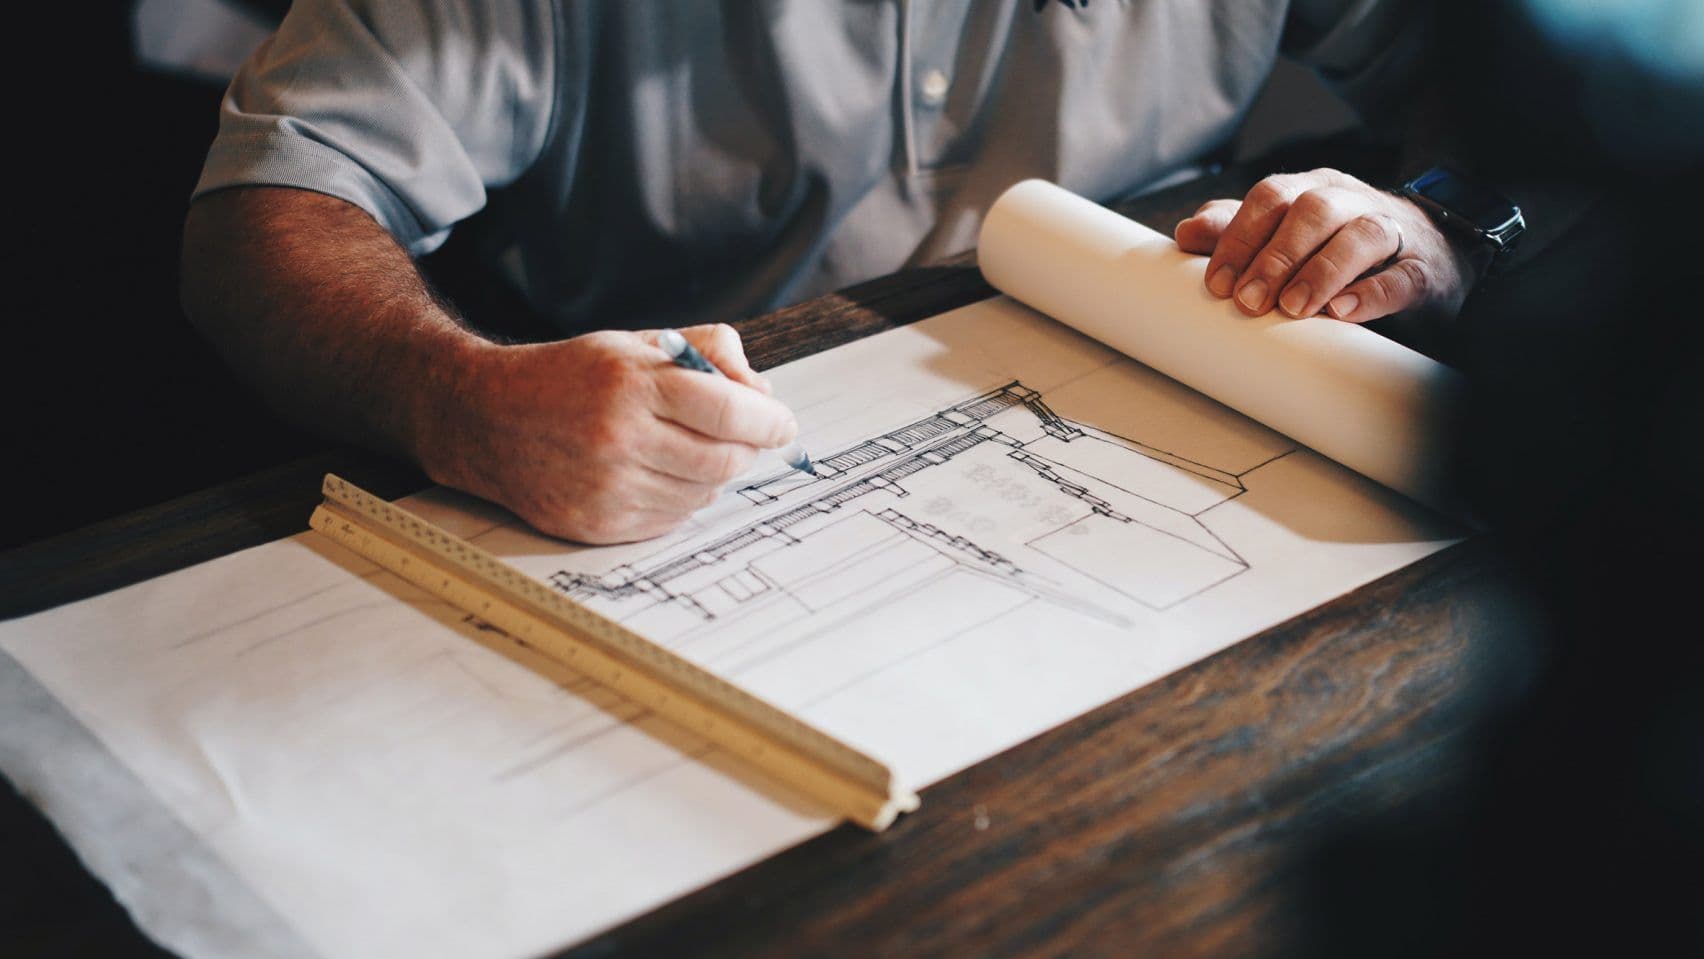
180,187 -> 799,544
180,187 -> 487,465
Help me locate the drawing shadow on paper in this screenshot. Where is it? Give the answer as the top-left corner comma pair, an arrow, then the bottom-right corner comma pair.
288,532 -> 837,824
906,309 -> 1454,547
549,370 -> 1452,693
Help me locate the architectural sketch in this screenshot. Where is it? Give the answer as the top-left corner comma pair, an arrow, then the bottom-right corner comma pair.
0,298 -> 1461,959
552,383 -> 1294,660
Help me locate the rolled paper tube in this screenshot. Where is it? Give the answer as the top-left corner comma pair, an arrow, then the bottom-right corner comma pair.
978,179 -> 1462,514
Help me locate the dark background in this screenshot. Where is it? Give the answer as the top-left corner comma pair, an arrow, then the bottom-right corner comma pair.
8,3 -> 314,552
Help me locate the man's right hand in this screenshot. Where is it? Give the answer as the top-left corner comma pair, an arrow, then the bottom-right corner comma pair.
184,190 -> 796,545
420,324 -> 798,544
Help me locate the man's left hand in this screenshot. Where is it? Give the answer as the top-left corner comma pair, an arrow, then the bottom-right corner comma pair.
1174,168 -> 1476,323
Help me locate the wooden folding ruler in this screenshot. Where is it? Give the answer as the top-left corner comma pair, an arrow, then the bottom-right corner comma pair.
310,474 -> 919,831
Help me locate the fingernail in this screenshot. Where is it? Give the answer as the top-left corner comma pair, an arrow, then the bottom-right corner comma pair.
1278,282 -> 1310,317
1235,278 -> 1268,311
1208,265 -> 1236,297
1327,293 -> 1359,319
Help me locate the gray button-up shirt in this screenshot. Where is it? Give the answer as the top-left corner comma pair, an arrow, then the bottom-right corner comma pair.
195,0 -> 1414,333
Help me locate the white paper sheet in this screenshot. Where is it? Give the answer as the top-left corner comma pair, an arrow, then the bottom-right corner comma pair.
0,211 -> 1461,959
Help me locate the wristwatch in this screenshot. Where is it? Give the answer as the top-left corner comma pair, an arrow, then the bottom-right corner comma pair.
1398,166 -> 1526,272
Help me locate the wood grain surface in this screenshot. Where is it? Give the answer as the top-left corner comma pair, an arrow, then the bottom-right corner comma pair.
0,161 -> 1503,957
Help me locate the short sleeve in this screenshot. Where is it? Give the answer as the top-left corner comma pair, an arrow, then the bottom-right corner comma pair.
192,0 -> 556,254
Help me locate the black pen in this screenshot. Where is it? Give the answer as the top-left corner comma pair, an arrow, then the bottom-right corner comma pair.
658,329 -> 818,477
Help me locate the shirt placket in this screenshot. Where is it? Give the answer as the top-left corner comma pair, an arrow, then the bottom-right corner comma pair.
897,0 -> 980,178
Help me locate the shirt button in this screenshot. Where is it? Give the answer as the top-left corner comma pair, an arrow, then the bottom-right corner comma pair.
918,68 -> 949,107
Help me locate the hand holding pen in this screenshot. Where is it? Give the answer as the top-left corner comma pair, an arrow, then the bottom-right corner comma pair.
417,324 -> 799,545
659,329 -> 817,476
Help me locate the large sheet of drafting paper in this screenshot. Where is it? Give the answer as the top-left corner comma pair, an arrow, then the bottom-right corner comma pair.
0,296 -> 1458,958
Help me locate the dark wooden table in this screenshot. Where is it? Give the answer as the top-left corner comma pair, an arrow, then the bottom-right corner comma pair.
0,167 -> 1506,958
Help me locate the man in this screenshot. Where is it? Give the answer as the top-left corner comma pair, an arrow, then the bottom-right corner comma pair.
182,0 -> 1477,543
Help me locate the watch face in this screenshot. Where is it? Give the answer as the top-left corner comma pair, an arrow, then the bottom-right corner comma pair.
1409,167 -> 1520,232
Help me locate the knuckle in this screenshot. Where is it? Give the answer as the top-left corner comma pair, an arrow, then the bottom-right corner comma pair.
1364,271 -> 1402,309
584,411 -> 628,454
1256,247 -> 1300,276
1302,248 -> 1349,283
590,352 -> 640,400
1291,189 -> 1335,221
1350,213 -> 1396,248
1245,177 -> 1289,209
1216,230 -> 1262,261
1394,258 -> 1431,300
694,323 -> 743,366
655,366 -> 692,411
1364,272 -> 1397,306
